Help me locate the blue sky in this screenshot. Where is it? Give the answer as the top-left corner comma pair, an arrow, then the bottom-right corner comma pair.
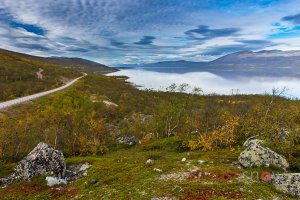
1,0 -> 300,65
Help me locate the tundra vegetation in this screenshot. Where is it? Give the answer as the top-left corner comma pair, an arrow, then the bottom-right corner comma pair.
1,71 -> 300,199
0,50 -> 81,101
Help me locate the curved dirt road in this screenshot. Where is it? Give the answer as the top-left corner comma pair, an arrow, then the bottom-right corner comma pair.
0,73 -> 87,111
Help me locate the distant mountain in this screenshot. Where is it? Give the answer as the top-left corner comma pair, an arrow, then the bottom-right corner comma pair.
138,60 -> 205,68
121,50 -> 300,77
0,48 -> 118,74
118,60 -> 204,68
210,50 -> 300,66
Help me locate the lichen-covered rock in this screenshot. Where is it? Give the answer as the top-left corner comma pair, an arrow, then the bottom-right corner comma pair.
0,143 -> 66,186
238,144 -> 289,170
116,136 -> 137,146
243,137 -> 264,147
271,173 -> 300,197
65,162 -> 91,182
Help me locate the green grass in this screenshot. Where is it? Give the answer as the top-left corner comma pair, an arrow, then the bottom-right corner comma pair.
0,141 -> 296,199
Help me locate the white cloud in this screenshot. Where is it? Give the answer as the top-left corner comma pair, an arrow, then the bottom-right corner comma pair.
1,0 -> 300,64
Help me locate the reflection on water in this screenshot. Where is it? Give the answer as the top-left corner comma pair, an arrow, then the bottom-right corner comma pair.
109,69 -> 300,99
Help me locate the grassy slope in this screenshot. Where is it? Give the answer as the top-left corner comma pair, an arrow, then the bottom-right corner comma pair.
0,48 -> 118,74
39,57 -> 118,74
0,74 -> 298,199
0,49 -> 81,101
0,144 -> 294,199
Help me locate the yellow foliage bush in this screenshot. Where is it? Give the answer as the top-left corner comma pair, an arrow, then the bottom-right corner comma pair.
188,115 -> 240,150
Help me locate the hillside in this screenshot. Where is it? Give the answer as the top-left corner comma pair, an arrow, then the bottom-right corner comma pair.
43,57 -> 118,74
0,72 -> 300,199
0,49 -> 81,101
1,49 -> 300,199
0,49 -> 118,74
124,50 -> 300,77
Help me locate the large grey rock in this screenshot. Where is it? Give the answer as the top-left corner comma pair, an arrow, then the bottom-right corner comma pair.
0,143 -> 66,186
238,144 -> 289,170
271,173 -> 300,197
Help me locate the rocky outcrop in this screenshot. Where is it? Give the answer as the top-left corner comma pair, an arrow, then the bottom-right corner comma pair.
0,143 -> 66,186
238,141 -> 289,170
271,173 -> 300,197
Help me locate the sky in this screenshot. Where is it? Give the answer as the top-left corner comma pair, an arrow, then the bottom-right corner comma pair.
1,0 -> 300,65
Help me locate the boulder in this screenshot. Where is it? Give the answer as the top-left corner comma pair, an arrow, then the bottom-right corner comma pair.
238,144 -> 289,170
0,143 -> 92,187
271,173 -> 300,197
116,136 -> 137,146
0,143 -> 66,186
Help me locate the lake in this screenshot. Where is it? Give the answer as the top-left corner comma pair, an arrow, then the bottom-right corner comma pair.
109,69 -> 300,99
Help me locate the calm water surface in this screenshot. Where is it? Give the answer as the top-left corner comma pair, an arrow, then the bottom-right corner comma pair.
109,69 -> 300,99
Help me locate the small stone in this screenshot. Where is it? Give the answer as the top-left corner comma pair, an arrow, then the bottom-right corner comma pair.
198,160 -> 205,165
55,186 -> 64,191
153,168 -> 163,173
146,159 -> 154,165
79,163 -> 91,172
89,179 -> 98,185
181,157 -> 187,162
204,172 -> 211,176
189,166 -> 199,172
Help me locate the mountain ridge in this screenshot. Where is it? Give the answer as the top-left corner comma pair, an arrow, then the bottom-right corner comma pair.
118,50 -> 300,67
117,50 -> 300,77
